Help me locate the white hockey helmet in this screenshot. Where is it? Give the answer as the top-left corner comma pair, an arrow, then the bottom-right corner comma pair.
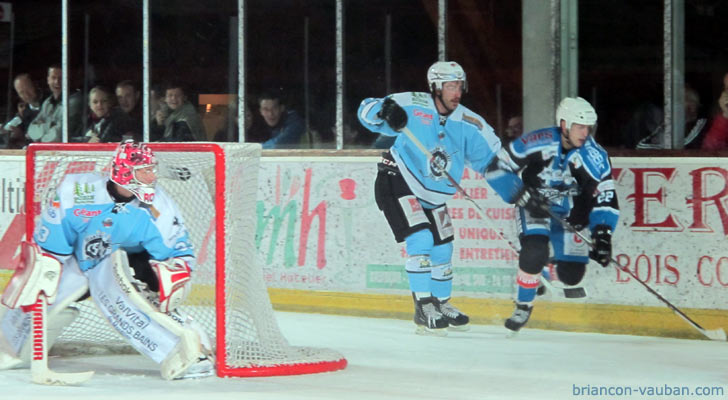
556,96 -> 597,130
427,61 -> 468,93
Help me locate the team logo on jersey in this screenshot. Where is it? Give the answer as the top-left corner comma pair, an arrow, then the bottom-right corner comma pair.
411,92 -> 429,107
73,182 -> 95,204
73,208 -> 102,218
429,147 -> 451,181
102,218 -> 113,227
84,231 -> 112,260
45,207 -> 57,219
169,216 -> 188,242
585,145 -> 605,169
414,109 -> 433,125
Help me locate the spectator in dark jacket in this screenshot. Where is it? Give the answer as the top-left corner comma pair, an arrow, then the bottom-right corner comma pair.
257,87 -> 304,149
83,86 -> 137,143
3,73 -> 42,148
151,81 -> 206,142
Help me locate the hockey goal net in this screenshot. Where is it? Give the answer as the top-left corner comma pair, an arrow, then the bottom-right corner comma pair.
25,142 -> 347,377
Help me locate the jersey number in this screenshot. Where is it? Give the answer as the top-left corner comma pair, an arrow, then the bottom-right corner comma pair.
597,190 -> 614,204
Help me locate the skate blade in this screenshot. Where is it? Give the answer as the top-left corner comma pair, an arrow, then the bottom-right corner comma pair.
447,324 -> 470,332
175,369 -> 215,380
415,325 -> 448,337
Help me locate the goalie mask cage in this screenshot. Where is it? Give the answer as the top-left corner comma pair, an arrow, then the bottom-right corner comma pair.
25,142 -> 347,377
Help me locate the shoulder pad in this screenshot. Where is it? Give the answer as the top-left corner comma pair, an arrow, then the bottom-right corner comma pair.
462,114 -> 484,130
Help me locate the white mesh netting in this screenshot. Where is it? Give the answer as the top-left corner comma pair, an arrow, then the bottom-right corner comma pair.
28,142 -> 346,377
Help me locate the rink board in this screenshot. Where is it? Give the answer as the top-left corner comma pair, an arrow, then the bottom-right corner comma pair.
1,151 -> 727,339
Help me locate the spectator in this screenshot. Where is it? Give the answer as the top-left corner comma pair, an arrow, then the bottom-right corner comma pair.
2,101 -> 26,149
621,86 -> 709,149
26,65 -> 64,143
115,80 -> 143,135
503,115 -> 523,143
256,87 -> 305,149
701,72 -> 728,151
151,81 -> 206,142
83,86 -> 137,143
3,73 -> 43,148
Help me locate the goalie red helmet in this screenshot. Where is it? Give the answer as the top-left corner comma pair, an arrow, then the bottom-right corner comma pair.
110,139 -> 158,203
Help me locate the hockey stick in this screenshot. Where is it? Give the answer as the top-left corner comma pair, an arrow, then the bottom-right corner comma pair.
543,208 -> 727,341
30,295 -> 94,385
400,126 -> 585,299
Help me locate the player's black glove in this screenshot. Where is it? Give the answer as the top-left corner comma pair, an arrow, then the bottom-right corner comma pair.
515,187 -> 550,218
566,208 -> 589,231
377,98 -> 408,131
589,225 -> 612,267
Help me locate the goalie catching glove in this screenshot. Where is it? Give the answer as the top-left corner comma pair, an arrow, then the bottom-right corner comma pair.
377,98 -> 408,131
1,241 -> 63,309
149,257 -> 192,313
589,225 -> 612,267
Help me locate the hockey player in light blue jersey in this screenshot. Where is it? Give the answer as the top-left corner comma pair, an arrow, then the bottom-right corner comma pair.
485,97 -> 620,333
0,140 -> 213,379
358,61 -> 504,335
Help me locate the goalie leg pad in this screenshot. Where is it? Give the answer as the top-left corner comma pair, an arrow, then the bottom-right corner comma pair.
93,250 -> 212,379
1,242 -> 63,309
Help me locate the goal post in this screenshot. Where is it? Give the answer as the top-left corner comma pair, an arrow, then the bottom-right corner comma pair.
25,142 -> 347,377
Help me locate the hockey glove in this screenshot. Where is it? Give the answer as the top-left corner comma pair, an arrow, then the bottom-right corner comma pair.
589,225 -> 612,267
377,98 -> 408,131
515,187 -> 550,218
150,257 -> 192,313
566,207 -> 589,231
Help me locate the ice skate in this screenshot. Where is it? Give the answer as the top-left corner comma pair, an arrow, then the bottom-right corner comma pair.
505,302 -> 533,334
434,298 -> 470,331
412,294 -> 448,336
175,355 -> 215,379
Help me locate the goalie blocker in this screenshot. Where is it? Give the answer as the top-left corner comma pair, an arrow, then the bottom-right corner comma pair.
1,242 -> 63,310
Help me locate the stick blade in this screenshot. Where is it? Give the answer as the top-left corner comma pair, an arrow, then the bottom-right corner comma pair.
563,287 -> 587,299
32,369 -> 95,386
702,328 -> 727,342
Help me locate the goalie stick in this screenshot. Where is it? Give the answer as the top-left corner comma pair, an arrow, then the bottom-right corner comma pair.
542,207 -> 727,342
400,127 -> 585,299
30,295 -> 94,385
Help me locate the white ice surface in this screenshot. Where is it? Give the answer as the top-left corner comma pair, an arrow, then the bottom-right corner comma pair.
1,311 -> 726,400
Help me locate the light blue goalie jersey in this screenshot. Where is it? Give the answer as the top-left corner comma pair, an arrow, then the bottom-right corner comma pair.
358,92 -> 502,207
33,173 -> 196,272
